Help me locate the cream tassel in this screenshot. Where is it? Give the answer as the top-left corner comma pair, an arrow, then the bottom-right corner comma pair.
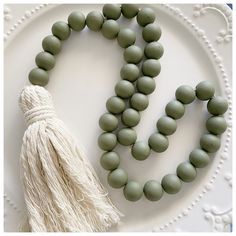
18,85 -> 122,232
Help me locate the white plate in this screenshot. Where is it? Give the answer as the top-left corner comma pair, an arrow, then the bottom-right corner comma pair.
4,4 -> 232,232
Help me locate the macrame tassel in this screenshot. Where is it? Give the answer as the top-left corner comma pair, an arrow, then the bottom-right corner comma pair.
18,85 -> 122,232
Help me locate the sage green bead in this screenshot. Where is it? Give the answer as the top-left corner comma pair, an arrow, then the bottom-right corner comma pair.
189,148 -> 210,168
100,151 -> 120,170
123,181 -> 143,202
165,100 -> 185,120
120,64 -> 139,82
156,116 -> 177,136
68,11 -> 85,31
144,42 -> 164,60
206,116 -> 227,135
207,96 -> 228,115
142,23 -> 162,42
42,35 -> 61,55
148,133 -> 169,152
117,28 -> 136,48
196,81 -> 215,100
99,113 -> 118,131
51,21 -> 71,40
124,45 -> 143,64
101,20 -> 120,39
117,128 -> 137,146
175,85 -> 195,104
35,52 -> 55,71
136,76 -> 156,95
121,4 -> 139,18
142,59 -> 161,77
161,174 -> 182,194
122,108 -> 140,127
86,11 -> 104,31
200,134 -> 221,153
103,4 -> 121,20
137,7 -> 155,27
108,168 -> 128,188
115,80 -> 135,98
106,96 -> 126,114
98,132 -> 117,151
131,141 -> 150,160
143,180 -> 163,201
28,68 -> 49,86
177,162 -> 197,182
130,93 -> 149,111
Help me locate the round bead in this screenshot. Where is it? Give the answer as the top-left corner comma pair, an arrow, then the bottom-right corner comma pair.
100,151 -> 120,170
206,116 -> 227,135
68,11 -> 85,31
177,162 -> 197,182
143,180 -> 163,201
117,128 -> 137,146
196,81 -> 215,100
35,52 -> 55,71
51,21 -> 71,40
156,116 -> 177,135
161,174 -> 182,194
175,85 -> 195,104
122,108 -> 140,127
123,181 -> 143,202
98,132 -> 117,151
131,141 -> 150,160
189,148 -> 210,168
117,28 -> 136,48
120,64 -> 139,82
130,93 -> 149,111
99,113 -> 118,131
165,100 -> 185,119
108,168 -> 128,188
115,80 -> 135,98
207,96 -> 228,115
42,35 -> 62,55
148,133 -> 169,152
200,134 -> 221,153
142,23 -> 162,42
101,20 -> 120,39
142,59 -> 161,77
103,4 -> 121,20
136,76 -> 156,95
123,45 -> 143,64
28,68 -> 49,86
137,7 -> 155,27
144,42 -> 164,60
106,96 -> 125,114
86,11 -> 104,31
121,4 -> 139,18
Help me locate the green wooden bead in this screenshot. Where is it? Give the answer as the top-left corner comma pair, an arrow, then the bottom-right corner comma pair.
136,76 -> 156,95
115,80 -> 135,98
86,11 -> 104,31
51,21 -> 71,40
122,108 -> 140,127
175,85 -> 195,104
99,113 -> 118,131
142,23 -> 162,42
124,45 -> 143,64
106,96 -> 126,114
165,100 -> 185,119
130,93 -> 149,111
189,148 -> 210,168
121,4 -> 139,18
206,116 -> 227,135
101,20 -> 120,39
207,96 -> 228,115
156,116 -> 177,135
131,141 -> 150,160
103,4 -> 121,20
35,51 -> 55,71
117,28 -> 136,48
42,35 -> 62,55
144,42 -> 164,60
200,134 -> 221,153
142,59 -> 161,77
177,162 -> 197,182
161,174 -> 182,194
28,68 -> 49,86
117,128 -> 137,146
196,81 -> 215,100
148,133 -> 169,152
108,168 -> 128,188
120,64 -> 139,82
143,180 -> 163,201
123,181 -> 143,201
98,132 -> 117,151
137,7 -> 155,27
68,11 -> 85,31
100,151 -> 120,170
